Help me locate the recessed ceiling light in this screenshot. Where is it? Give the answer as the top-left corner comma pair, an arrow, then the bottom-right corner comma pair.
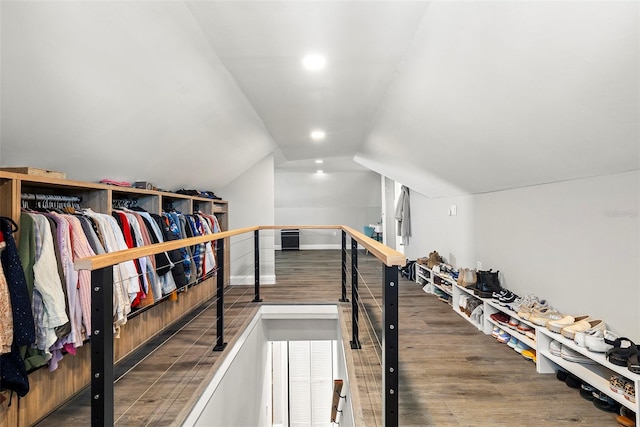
315,159 -> 323,164
310,130 -> 325,141
302,53 -> 326,71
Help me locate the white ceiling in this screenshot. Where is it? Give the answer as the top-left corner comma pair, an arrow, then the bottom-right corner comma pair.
1,1 -> 638,197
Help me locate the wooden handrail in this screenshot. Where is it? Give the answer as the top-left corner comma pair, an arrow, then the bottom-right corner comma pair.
73,225 -> 406,271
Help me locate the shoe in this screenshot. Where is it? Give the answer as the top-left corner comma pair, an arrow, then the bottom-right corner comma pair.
521,349 -> 536,362
584,329 -> 618,353
497,329 -> 511,344
624,381 -> 636,403
549,340 -> 563,357
492,288 -> 509,301
561,345 -> 598,364
546,315 -> 590,334
489,312 -> 510,325
529,307 -> 564,327
617,414 -> 636,427
565,373 -> 582,388
524,328 -> 536,340
491,326 -> 500,338
556,369 -> 568,382
476,270 -> 501,298
507,316 -> 520,329
611,375 -> 629,395
562,319 -> 605,340
517,299 -> 548,320
580,383 -> 597,401
620,406 -> 636,420
514,341 -> 530,354
516,322 -> 536,340
593,392 -> 622,413
507,336 -> 518,348
498,291 -> 518,306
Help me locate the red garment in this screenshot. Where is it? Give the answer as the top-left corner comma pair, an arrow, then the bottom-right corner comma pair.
114,212 -> 144,308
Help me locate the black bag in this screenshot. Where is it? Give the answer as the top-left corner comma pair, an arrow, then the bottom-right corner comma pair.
401,260 -> 416,282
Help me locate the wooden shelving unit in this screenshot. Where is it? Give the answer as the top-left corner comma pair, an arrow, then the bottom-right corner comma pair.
0,170 -> 228,427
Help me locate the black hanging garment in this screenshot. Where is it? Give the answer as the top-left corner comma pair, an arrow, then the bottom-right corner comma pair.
0,217 -> 36,397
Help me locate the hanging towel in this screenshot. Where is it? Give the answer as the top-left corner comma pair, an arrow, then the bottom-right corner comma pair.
395,185 -> 411,245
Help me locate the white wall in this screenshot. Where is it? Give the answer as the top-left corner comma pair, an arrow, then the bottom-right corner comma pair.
405,170 -> 640,341
219,154 -> 275,284
275,171 -> 381,249
187,315 -> 271,427
184,306 -> 353,427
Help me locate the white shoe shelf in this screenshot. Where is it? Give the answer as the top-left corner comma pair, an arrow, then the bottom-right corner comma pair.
414,262 -> 640,423
537,327 -> 640,422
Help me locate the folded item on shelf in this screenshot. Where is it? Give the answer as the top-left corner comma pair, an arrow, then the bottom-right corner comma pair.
100,178 -> 131,187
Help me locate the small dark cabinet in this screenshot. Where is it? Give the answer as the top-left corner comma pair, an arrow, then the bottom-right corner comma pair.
281,229 -> 300,250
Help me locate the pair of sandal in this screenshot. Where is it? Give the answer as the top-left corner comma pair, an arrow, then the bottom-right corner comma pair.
606,337 -> 639,368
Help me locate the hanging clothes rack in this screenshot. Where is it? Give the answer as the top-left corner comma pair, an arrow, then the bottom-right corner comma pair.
112,198 -> 138,209
21,193 -> 83,210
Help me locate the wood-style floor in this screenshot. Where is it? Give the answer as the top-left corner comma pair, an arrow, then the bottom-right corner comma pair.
37,250 -> 619,426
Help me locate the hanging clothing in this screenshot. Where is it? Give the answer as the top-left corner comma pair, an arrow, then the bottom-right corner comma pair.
0,238 -> 13,355
395,185 -> 411,246
0,217 -> 36,397
30,214 -> 69,361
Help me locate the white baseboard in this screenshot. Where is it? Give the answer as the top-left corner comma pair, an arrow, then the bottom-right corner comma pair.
230,274 -> 276,285
275,244 -> 342,250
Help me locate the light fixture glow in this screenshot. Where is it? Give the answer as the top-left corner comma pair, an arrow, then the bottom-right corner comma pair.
316,170 -> 324,174
315,159 -> 323,164
310,130 -> 325,141
302,53 -> 326,70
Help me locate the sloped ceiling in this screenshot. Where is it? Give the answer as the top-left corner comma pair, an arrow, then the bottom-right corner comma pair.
1,1 -> 638,197
0,1 -> 277,191
357,1 -> 640,197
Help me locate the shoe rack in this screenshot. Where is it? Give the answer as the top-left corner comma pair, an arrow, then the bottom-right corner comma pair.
415,261 -> 639,424
537,328 -> 639,424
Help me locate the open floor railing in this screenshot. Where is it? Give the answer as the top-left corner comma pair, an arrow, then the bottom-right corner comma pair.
73,225 -> 405,427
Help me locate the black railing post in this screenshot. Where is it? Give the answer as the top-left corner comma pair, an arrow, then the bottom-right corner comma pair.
383,265 -> 399,427
350,237 -> 361,349
253,230 -> 262,302
213,239 -> 227,351
340,230 -> 349,302
91,266 -> 114,427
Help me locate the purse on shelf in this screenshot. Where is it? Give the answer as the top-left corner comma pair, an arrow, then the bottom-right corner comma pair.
606,337 -> 638,367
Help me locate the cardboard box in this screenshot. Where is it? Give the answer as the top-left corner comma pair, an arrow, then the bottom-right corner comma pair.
0,167 -> 66,179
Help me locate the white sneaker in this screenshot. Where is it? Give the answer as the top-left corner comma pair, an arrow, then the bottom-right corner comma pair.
584,329 -> 618,353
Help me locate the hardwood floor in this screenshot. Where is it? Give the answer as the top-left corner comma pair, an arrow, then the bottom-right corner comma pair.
36,250 -> 620,426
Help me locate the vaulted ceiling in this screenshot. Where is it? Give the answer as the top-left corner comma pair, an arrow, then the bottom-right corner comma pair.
1,1 -> 638,197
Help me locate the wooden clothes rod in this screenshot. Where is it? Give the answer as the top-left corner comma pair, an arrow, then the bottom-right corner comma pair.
21,193 -> 83,203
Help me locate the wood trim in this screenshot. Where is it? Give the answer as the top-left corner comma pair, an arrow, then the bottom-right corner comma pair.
74,224 -> 405,272
74,226 -> 259,271
340,225 -> 405,267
